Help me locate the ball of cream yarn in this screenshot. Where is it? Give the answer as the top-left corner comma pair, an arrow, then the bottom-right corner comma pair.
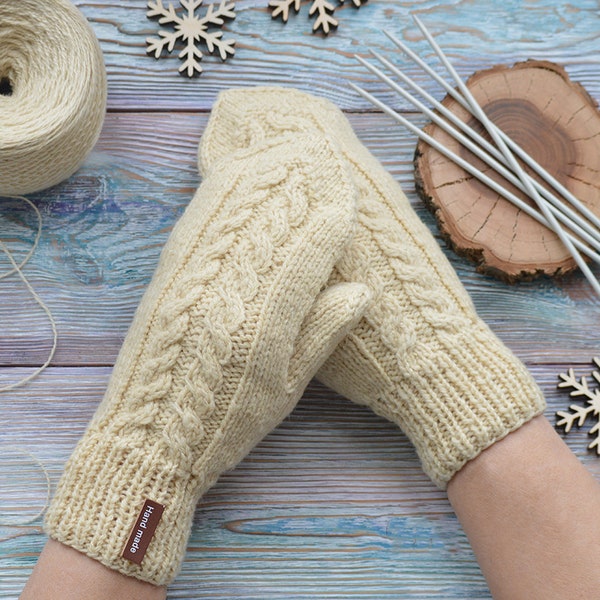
0,0 -> 107,196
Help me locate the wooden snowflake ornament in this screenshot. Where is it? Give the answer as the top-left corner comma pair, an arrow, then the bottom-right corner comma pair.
146,0 -> 236,77
269,0 -> 364,34
556,357 -> 600,454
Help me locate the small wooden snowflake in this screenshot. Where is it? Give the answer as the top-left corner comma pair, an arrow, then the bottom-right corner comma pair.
556,357 -> 600,454
269,0 -> 365,35
146,0 -> 236,77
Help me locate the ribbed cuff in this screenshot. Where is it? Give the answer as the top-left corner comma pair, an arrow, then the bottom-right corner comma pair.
391,321 -> 546,488
44,429 -> 211,585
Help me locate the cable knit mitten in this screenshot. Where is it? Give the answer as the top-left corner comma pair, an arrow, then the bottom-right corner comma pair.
45,133 -> 371,585
199,86 -> 546,490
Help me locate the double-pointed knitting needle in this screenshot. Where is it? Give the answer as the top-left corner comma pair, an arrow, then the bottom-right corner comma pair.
359,51 -> 600,251
349,82 -> 600,267
410,15 -> 600,296
383,25 -> 600,235
354,54 -> 600,255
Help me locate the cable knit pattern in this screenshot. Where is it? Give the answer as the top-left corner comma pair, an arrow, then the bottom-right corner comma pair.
200,86 -> 547,489
45,133 -> 371,585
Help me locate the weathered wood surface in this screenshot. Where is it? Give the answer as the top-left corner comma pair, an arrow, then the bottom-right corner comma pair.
1,1 -> 600,598
72,0 -> 600,111
0,113 -> 598,367
2,373 -> 599,599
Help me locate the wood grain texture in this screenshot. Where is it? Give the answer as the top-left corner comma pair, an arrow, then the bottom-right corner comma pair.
1,0 -> 599,598
1,113 -> 599,368
1,374 -> 598,599
415,60 -> 600,281
71,0 -> 600,111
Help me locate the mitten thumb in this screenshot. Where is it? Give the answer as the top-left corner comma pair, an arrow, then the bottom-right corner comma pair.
288,282 -> 372,393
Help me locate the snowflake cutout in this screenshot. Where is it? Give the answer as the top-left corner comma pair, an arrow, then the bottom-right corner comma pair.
146,0 -> 236,77
269,0 -> 365,35
556,357 -> 600,454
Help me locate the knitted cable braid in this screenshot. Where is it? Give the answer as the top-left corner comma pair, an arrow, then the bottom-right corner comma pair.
45,132 -> 371,585
200,86 -> 546,489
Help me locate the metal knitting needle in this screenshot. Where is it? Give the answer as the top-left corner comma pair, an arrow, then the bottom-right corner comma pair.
383,27 -> 600,234
349,82 -> 600,267
355,54 -> 600,254
363,50 -> 600,249
411,15 -> 600,297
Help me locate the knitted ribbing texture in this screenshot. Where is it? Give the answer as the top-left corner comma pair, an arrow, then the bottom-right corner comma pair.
45,132 -> 371,584
0,0 -> 106,195
200,86 -> 547,489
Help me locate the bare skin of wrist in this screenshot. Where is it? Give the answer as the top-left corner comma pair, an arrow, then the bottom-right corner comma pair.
20,539 -> 166,600
447,415 -> 600,600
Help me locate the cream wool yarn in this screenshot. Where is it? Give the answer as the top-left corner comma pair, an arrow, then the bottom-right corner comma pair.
45,132 -> 370,585
200,86 -> 547,489
0,0 -> 106,196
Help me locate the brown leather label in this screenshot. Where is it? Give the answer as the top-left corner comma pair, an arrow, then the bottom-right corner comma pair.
121,499 -> 165,565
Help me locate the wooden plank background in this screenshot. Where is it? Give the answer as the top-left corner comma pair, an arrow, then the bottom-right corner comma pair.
1,0 -> 599,597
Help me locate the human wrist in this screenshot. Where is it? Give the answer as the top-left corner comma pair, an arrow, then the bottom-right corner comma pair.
20,539 -> 166,600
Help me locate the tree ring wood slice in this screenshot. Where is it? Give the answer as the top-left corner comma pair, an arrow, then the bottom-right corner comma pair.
414,60 -> 600,283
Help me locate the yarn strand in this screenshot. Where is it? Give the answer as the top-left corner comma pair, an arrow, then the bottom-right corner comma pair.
0,196 -> 58,392
0,446 -> 51,527
0,196 -> 42,281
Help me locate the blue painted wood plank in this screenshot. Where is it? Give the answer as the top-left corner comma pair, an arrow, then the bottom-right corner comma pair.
0,113 -> 598,366
67,0 -> 600,111
1,0 -> 599,597
0,368 -> 598,598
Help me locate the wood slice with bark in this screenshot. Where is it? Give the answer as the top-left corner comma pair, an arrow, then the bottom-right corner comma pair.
414,60 -> 600,282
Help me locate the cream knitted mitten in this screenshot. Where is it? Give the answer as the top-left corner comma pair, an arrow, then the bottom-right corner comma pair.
45,133 -> 370,585
200,86 -> 547,489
